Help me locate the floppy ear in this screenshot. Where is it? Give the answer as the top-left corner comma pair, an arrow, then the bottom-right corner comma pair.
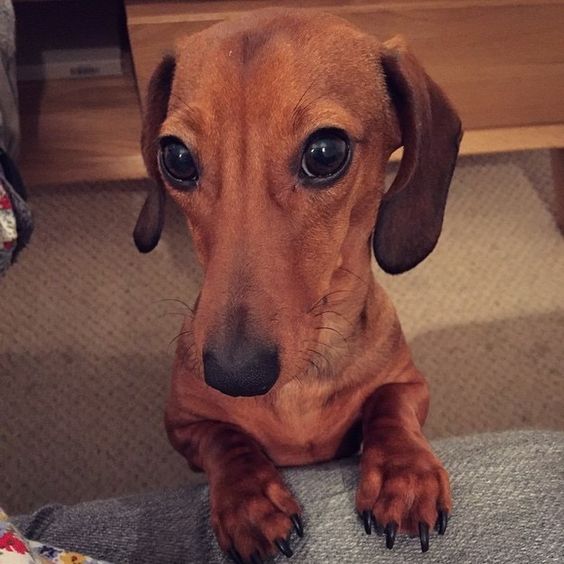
373,37 -> 462,275
133,55 -> 176,253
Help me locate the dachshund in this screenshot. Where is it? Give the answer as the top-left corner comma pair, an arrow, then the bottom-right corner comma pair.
134,8 -> 462,563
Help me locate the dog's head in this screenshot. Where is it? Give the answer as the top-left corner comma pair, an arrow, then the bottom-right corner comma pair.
134,10 -> 462,398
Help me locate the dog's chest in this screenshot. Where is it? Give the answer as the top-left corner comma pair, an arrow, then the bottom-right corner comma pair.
237,384 -> 365,465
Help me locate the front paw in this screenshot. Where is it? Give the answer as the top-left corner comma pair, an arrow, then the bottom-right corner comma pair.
356,445 -> 451,552
210,470 -> 303,563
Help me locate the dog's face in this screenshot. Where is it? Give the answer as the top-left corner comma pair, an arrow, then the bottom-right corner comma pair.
135,10 -> 461,398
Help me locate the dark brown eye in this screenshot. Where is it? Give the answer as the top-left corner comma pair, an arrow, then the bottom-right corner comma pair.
301,129 -> 350,182
159,136 -> 198,188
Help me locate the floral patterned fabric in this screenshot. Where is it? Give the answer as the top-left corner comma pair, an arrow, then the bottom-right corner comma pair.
0,178 -> 16,275
0,508 -> 109,564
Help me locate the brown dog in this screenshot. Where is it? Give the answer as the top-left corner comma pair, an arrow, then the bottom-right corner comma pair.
134,8 -> 461,563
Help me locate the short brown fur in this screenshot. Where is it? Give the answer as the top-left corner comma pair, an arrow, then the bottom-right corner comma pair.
135,8 -> 461,562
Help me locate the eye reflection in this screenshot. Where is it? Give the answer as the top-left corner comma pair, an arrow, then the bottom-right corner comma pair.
301,129 -> 351,183
159,136 -> 199,188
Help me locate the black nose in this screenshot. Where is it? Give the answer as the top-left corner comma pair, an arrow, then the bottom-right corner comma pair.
203,343 -> 280,397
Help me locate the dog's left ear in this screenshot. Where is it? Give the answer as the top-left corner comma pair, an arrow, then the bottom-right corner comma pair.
373,37 -> 462,274
133,55 -> 176,253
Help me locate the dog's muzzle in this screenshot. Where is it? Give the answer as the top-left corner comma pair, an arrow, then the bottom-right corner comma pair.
203,342 -> 280,397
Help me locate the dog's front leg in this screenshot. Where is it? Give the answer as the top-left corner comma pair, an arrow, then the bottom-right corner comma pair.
356,374 -> 450,552
170,421 -> 302,563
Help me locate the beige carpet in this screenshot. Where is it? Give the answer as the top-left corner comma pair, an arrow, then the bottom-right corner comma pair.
1,150 -> 563,515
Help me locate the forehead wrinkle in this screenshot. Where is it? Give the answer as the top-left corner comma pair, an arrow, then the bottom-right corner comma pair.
239,29 -> 272,66
160,113 -> 201,150
165,95 -> 207,136
293,102 -> 365,142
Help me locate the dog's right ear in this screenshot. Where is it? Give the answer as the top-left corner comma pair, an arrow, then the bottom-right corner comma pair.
133,55 -> 176,253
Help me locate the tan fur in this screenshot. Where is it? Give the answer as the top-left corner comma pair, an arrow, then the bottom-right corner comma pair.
136,8 -> 461,561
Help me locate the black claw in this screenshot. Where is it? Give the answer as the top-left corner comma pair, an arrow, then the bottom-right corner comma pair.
290,514 -> 304,538
362,510 -> 372,535
275,538 -> 294,558
384,522 -> 397,550
227,548 -> 244,564
419,522 -> 430,553
435,510 -> 449,535
250,553 -> 263,564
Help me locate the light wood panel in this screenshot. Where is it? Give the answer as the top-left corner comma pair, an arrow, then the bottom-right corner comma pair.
17,1 -> 564,187
18,71 -> 144,186
126,0 -> 564,132
389,124 -> 564,160
460,125 -> 564,156
126,0 -> 561,22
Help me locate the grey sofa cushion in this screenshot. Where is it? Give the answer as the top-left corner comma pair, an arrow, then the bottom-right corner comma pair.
14,430 -> 564,563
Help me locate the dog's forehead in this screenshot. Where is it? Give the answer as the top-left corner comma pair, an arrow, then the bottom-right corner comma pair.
177,10 -> 370,64
171,10 -> 385,122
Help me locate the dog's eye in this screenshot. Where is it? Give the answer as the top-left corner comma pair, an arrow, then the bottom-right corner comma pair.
301,129 -> 350,183
159,137 -> 199,187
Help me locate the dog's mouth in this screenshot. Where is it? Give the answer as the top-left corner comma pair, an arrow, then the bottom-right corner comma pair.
202,343 -> 280,397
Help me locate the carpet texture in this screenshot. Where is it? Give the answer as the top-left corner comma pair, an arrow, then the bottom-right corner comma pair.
1,150 -> 563,515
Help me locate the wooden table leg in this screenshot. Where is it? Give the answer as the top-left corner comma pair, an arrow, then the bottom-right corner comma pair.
550,148 -> 564,235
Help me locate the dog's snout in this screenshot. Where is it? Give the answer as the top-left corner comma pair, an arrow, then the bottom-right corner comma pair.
203,342 -> 280,397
